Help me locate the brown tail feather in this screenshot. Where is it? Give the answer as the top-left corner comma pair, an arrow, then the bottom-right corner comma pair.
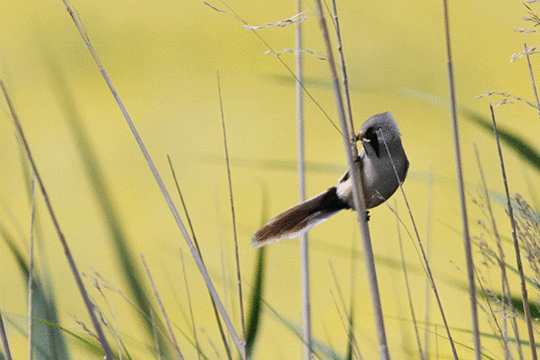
251,187 -> 349,248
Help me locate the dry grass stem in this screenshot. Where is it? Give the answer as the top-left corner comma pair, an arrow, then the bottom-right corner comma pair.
263,48 -> 326,60
513,27 -> 538,34
59,1 -> 244,355
523,4 -> 540,25
330,0 -> 355,138
328,289 -> 359,360
475,92 -> 538,109
216,72 -> 247,360
179,248 -> 201,360
140,254 -> 185,360
294,1 -> 312,358
150,309 -> 162,360
328,261 -> 360,359
423,167 -> 434,358
524,42 -> 540,122
382,137 -> 458,360
490,104 -> 538,359
243,10 -> 310,30
203,2 -> 232,16
394,201 -> 424,359
474,144 -> 518,358
0,81 -> 114,359
71,314 -> 99,342
470,250 -> 509,358
443,0 -> 480,357
513,4 -> 540,36
314,0 -> 390,358
511,46 -> 540,62
27,174 -> 35,360
89,274 -> 125,359
204,0 -> 341,133
515,194 -> 540,286
167,157 -> 233,359
1,1 -> 533,358
0,311 -> 12,360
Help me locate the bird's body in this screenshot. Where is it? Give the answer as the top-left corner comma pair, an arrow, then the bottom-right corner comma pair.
251,112 -> 409,248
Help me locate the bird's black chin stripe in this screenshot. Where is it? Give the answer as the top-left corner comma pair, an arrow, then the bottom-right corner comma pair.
364,127 -> 381,157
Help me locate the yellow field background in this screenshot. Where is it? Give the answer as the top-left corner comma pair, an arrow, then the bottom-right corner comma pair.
0,0 -> 538,359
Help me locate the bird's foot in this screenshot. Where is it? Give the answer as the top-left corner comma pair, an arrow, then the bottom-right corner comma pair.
365,210 -> 370,222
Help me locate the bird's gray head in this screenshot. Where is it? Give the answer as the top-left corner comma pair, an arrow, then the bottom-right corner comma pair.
358,112 -> 402,157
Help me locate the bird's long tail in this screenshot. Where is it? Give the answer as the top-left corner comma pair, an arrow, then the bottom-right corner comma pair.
251,187 -> 350,248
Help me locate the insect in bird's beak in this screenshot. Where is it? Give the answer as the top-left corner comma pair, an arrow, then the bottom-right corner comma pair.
353,130 -> 368,143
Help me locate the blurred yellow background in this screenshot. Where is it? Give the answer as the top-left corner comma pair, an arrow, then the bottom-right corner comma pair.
0,0 -> 538,359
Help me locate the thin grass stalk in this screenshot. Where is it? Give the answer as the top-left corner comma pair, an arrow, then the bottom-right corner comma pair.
167,157 -> 200,252
58,1 -> 244,355
168,160 -> 233,360
206,1 -> 341,134
313,2 -> 390,358
0,311 -> 12,360
473,144 -> 518,359
346,181 -> 361,359
140,254 -> 184,360
348,244 -> 362,359
330,0 -> 355,137
463,233 -> 509,356
328,290 -> 351,355
0,81 -> 115,360
215,190 -> 234,360
442,1 -> 480,358
179,248 -> 201,360
423,167 -> 433,359
328,261 -> 360,360
216,72 -> 247,359
295,0 -> 312,358
87,279 -> 125,358
503,278 -> 524,360
260,297 -> 344,359
470,272 -> 509,357
489,104 -> 538,360
44,60 -> 167,353
382,138 -> 458,359
524,43 -> 540,123
111,307 -> 123,360
347,233 -> 361,360
150,309 -> 162,360
395,202 -> 424,359
27,174 -> 35,360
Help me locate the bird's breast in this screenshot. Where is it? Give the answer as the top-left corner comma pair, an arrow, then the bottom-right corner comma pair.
336,147 -> 408,210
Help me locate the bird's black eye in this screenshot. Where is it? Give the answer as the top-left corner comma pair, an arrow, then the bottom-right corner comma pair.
364,127 -> 380,157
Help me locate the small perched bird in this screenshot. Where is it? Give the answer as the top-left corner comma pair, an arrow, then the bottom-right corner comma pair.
251,112 -> 409,248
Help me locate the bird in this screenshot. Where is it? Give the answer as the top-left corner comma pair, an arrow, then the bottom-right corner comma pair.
251,112 -> 409,248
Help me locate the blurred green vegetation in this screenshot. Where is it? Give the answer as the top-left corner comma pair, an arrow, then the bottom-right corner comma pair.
1,0 -> 540,359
